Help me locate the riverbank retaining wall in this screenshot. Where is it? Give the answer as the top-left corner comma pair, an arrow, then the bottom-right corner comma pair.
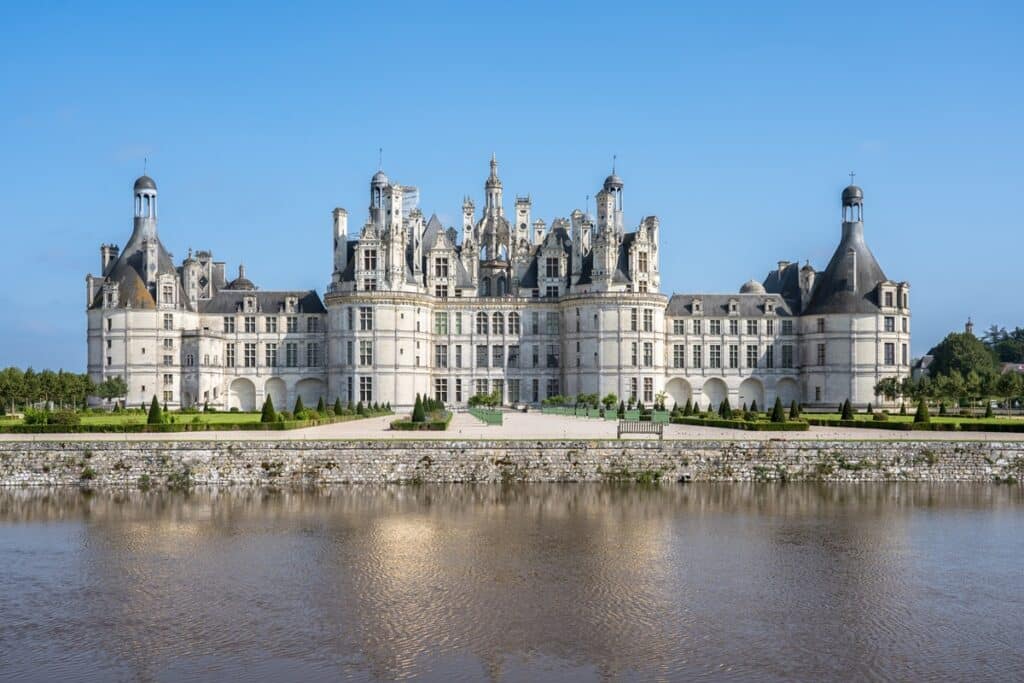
1,440 -> 1022,486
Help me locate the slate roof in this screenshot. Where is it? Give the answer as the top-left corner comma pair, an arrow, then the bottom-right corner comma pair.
802,224 -> 887,315
198,290 -> 326,315
666,293 -> 794,317
89,225 -> 190,311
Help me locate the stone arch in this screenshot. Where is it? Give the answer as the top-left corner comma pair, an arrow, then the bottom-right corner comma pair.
775,377 -> 800,406
295,378 -> 326,408
265,378 -> 286,411
229,378 -> 256,412
738,378 -> 765,411
701,378 -> 728,411
665,377 -> 692,408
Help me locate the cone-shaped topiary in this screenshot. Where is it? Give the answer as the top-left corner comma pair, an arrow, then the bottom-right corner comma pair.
750,400 -> 758,414
789,400 -> 800,420
316,397 -> 326,414
261,395 -> 276,423
618,400 -> 625,417
939,402 -> 947,415
841,399 -> 854,420
718,398 -> 733,419
899,403 -> 907,415
914,398 -> 931,423
334,397 -> 343,415
412,394 -> 426,422
683,398 -> 693,416
771,397 -> 785,423
293,396 -> 305,415
356,400 -> 365,415
147,395 -> 162,425
866,403 -> 873,414
985,402 -> 993,418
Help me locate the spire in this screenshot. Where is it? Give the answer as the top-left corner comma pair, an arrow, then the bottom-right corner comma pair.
487,153 -> 500,186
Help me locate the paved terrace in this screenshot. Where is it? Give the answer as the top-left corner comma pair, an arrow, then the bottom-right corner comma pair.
2,412 -> 1023,442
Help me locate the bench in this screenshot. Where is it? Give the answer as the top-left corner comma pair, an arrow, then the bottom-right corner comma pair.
617,420 -> 663,439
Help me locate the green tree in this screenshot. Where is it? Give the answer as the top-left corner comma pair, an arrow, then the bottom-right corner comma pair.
601,393 -> 618,411
334,397 -> 344,415
683,398 -> 693,416
260,395 -> 276,423
316,396 -> 326,414
147,395 -> 162,425
789,400 -> 800,420
928,331 -> 998,380
412,394 -> 426,422
841,399 -> 853,420
293,395 -> 305,415
771,397 -> 785,423
749,399 -> 758,414
914,397 -> 931,423
718,398 -> 732,419
874,377 -> 901,403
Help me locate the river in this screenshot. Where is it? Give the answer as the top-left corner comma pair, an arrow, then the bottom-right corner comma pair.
1,483 -> 1021,682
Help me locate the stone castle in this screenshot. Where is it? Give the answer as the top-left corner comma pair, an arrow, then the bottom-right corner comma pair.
86,158 -> 911,411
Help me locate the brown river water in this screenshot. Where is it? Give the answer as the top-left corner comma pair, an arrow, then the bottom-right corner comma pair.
1,483 -> 1021,682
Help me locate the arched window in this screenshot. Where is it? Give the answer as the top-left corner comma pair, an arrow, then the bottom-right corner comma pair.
492,312 -> 504,335
508,312 -> 520,335
482,278 -> 491,296
497,276 -> 507,296
476,312 -> 489,335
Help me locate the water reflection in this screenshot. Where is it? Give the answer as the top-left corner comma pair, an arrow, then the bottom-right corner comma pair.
0,484 -> 1021,682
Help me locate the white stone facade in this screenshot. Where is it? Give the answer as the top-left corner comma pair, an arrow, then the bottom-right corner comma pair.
86,162 -> 910,411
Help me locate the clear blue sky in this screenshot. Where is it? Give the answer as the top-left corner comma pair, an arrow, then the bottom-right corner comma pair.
1,1 -> 1021,370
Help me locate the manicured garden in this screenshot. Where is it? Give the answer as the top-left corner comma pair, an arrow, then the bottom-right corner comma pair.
390,394 -> 452,431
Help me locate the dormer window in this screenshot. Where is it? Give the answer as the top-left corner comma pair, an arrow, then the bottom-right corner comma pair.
637,251 -> 648,273
728,300 -> 739,314
244,296 -> 256,313
766,300 -> 775,314
363,249 -> 377,271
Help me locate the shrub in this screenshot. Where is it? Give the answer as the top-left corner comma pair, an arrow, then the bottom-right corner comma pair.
771,397 -> 785,423
412,395 -> 426,423
293,396 -> 305,415
939,402 -> 947,415
873,411 -> 889,421
914,398 -> 931,424
316,397 -> 326,414
750,400 -> 758,414
985,403 -> 994,418
683,398 -> 693,416
260,395 -> 276,423
718,398 -> 733,420
147,396 -> 162,425
789,400 -> 800,420
334,397 -> 344,415
618,400 -> 625,418
899,403 -> 907,415
866,403 -> 873,414
841,399 -> 854,420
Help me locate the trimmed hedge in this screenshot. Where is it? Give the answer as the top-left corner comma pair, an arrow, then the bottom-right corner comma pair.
0,411 -> 392,434
390,412 -> 453,431
468,407 -> 503,425
805,418 -> 1024,433
671,416 -> 810,432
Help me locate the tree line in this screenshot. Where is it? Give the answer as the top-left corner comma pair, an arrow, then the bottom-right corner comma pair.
0,368 -> 129,413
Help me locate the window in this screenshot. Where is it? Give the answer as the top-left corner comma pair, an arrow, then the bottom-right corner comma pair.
286,342 -> 298,367
163,390 -> 173,403
631,342 -> 638,367
346,307 -> 354,330
884,343 -> 895,365
346,341 -> 353,366
307,343 -> 321,367
455,313 -> 463,335
163,373 -> 173,386
709,320 -> 721,335
239,316 -> 252,333
638,252 -> 648,273
575,309 -> 580,332
266,316 -> 278,333
781,320 -> 793,335
532,345 -> 539,368
226,343 -> 236,367
638,281 -> 648,294
434,378 -> 448,404
531,312 -> 540,335
508,312 -> 520,334
476,312 -> 489,335
673,320 -> 686,335
815,387 -> 821,402
242,343 -> 255,367
766,319 -> 775,335
709,344 -> 721,368
643,378 -> 653,403
817,318 -> 825,333
746,345 -> 758,368
902,343 -> 908,365
359,307 -> 373,331
546,344 -> 559,368
307,317 -> 320,333
729,320 -> 738,335
508,379 -> 520,404
185,354 -> 194,366
884,291 -> 894,307
545,257 -> 560,278
435,312 -> 449,335
163,314 -> 174,331
476,345 -> 488,368
693,319 -> 702,335
902,317 -> 908,333
359,376 -> 373,403
359,340 -> 373,366
475,379 -> 489,397
455,379 -> 463,403
692,345 -> 703,368
532,379 -> 540,403
455,345 -> 463,368
782,344 -> 794,368
223,316 -> 235,333
265,343 -> 278,367
362,278 -> 377,292
765,345 -> 774,368
746,320 -> 758,335
492,312 -> 504,335
884,316 -> 895,332
643,309 -> 653,332
817,343 -> 826,366
492,345 -> 504,368
545,285 -> 559,298
673,344 -> 685,368
546,312 -> 559,335
629,378 -> 638,401
161,284 -> 173,304
728,344 -> 738,368
434,257 -> 449,278
163,338 -> 173,349
507,345 -> 520,368
287,316 -> 298,333
630,308 -> 638,331
643,342 -> 653,367
363,249 -> 377,271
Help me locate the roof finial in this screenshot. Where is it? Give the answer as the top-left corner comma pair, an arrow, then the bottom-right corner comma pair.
849,170 -> 856,184
612,154 -> 617,175
143,157 -> 148,175
378,147 -> 382,171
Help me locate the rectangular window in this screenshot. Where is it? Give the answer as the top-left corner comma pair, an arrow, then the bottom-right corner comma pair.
223,316 -> 235,333
435,344 -> 448,368
163,338 -> 173,349
673,319 -> 686,335
363,249 -> 377,271
507,345 -> 520,368
817,318 -> 825,333
359,340 -> 373,366
346,307 -> 354,330
531,312 -> 540,335
225,343 -> 236,368
286,342 -> 298,367
163,313 -> 174,331
746,320 -> 758,335
629,378 -> 638,401
643,377 -> 653,403
766,319 -> 775,335
782,320 -> 793,335
673,344 -> 685,368
434,378 -> 448,404
455,378 -> 463,403
455,345 -> 463,368
287,316 -> 298,333
307,317 -> 320,333
643,342 -> 653,367
546,344 -> 559,368
902,343 -> 908,365
475,379 -> 489,397
546,312 -> 559,335
359,307 -> 373,331
435,284 -> 447,298
884,316 -> 895,332
709,320 -> 721,335
729,319 -> 738,335
728,344 -> 738,368
545,285 -> 559,298
817,343 -> 826,366
630,308 -> 638,331
476,345 -> 488,368
163,373 -> 173,386
782,344 -> 794,368
709,344 -> 721,368
244,316 -> 256,333
692,345 -> 703,368
532,379 -> 539,403
885,342 -> 895,365
638,251 -> 648,273
508,379 -> 520,404
435,312 -> 448,335
434,257 -> 449,278
532,345 -> 539,368
884,291 -> 894,307
307,343 -> 321,367
242,343 -> 256,367
161,284 -> 173,304
359,376 -> 373,403
902,317 -> 908,333
545,257 -> 560,278
265,316 -> 278,333
765,345 -> 774,368
492,345 -> 504,368
265,343 -> 278,367
631,342 -> 638,367
546,378 -> 560,399
693,319 -> 702,335
346,341 -> 353,366
163,355 -> 173,366
163,390 -> 173,403
746,345 -> 758,368
643,309 -> 653,332
508,313 -> 520,334
455,313 -> 463,335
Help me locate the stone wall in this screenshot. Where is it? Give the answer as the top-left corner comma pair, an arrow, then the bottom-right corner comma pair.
1,440 -> 1022,487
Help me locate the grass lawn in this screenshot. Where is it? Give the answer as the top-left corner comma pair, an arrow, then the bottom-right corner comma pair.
808,412 -> 1024,426
3,412 -> 264,427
